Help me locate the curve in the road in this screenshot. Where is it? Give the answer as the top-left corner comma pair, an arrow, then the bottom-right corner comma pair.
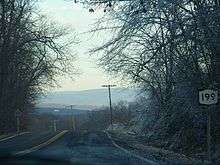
13,130 -> 68,156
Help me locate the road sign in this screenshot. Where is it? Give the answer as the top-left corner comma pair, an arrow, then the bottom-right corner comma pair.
199,89 -> 218,105
199,89 -> 218,161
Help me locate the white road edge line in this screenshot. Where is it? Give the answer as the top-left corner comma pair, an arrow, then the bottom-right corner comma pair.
104,131 -> 159,165
14,130 -> 68,156
0,132 -> 30,142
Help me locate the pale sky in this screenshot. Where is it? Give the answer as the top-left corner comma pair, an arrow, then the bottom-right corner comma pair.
38,0 -> 120,91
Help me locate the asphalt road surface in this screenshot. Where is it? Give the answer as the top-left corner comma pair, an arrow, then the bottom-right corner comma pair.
28,131 -> 154,165
0,131 -> 204,165
0,132 -> 58,154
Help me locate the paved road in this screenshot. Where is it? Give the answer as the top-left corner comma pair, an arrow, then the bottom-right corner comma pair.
29,131 -> 155,165
0,131 -> 57,154
0,131 -> 199,165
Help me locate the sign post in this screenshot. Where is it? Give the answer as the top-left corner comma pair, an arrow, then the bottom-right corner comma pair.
199,89 -> 218,161
15,110 -> 22,134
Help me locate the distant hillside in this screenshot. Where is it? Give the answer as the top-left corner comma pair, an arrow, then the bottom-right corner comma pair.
38,88 -> 138,108
34,107 -> 89,116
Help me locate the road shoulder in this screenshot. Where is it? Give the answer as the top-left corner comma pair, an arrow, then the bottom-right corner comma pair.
106,130 -> 209,165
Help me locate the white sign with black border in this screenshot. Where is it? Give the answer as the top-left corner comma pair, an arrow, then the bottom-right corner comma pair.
199,89 -> 218,105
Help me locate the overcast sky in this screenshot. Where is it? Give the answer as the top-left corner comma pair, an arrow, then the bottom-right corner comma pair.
38,0 -> 120,91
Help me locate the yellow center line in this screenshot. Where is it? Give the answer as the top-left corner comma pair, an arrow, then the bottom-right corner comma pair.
14,130 -> 68,156
0,132 -> 30,142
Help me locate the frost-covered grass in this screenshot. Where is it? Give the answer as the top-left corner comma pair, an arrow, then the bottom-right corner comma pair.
107,130 -> 209,165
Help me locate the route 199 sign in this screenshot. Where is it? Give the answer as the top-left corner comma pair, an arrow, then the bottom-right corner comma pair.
199,89 -> 218,161
199,89 -> 218,105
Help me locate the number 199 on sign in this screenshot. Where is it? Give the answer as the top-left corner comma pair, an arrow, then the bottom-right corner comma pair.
199,89 -> 218,105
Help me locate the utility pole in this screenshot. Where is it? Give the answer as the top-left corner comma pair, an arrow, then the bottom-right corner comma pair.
15,110 -> 21,134
102,84 -> 116,129
53,120 -> 57,132
70,105 -> 76,131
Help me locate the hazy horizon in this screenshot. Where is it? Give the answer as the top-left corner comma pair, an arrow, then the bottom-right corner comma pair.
38,88 -> 138,107
39,0 -> 122,92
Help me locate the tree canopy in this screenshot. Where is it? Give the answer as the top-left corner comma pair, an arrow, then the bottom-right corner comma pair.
78,0 -> 220,154
0,0 -> 76,132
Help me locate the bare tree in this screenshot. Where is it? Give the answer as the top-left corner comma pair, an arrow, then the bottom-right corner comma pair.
0,0 -> 76,132
77,0 -> 220,154
113,101 -> 133,126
